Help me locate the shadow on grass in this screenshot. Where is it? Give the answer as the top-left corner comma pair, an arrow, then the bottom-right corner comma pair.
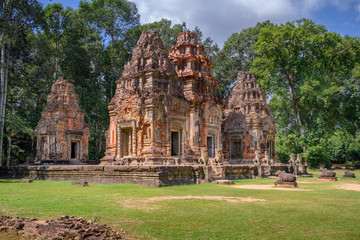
0,179 -> 20,184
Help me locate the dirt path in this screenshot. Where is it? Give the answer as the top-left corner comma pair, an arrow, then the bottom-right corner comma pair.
229,184 -> 311,191
337,184 -> 360,191
121,195 -> 266,204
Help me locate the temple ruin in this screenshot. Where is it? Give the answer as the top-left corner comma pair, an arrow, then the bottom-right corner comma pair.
101,31 -> 277,168
6,30 -> 291,186
169,31 -> 222,160
222,72 -> 277,164
101,31 -> 222,165
35,77 -> 90,164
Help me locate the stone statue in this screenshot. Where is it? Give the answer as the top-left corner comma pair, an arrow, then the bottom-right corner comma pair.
295,154 -> 302,165
262,151 -> 270,165
343,171 -> 356,178
275,170 -> 297,187
320,168 -> 336,177
289,153 -> 295,165
200,147 -> 209,165
318,168 -> 337,181
253,150 -> 261,165
215,148 -> 224,165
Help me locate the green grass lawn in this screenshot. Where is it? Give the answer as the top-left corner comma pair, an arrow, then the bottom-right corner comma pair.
1,169 -> 360,240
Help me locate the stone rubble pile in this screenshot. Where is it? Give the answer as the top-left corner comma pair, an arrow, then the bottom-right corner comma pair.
0,215 -> 122,239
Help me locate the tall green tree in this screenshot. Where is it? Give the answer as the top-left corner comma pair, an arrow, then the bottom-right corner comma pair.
43,3 -> 68,79
0,0 -> 42,166
89,0 -> 140,98
252,19 -> 360,166
140,18 -> 188,51
212,21 -> 273,98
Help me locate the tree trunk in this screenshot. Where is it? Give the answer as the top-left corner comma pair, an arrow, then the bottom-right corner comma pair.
110,34 -> 115,98
0,0 -> 8,166
98,130 -> 102,153
289,81 -> 304,137
6,124 -> 11,166
0,33 -> 5,167
55,40 -> 59,79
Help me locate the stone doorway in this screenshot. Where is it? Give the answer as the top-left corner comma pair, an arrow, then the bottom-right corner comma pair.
122,129 -> 133,157
231,140 -> 242,159
71,142 -> 79,159
267,140 -> 273,158
207,136 -> 214,158
171,131 -> 180,156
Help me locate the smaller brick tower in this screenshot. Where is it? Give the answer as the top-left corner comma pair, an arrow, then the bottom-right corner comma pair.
223,72 -> 276,164
35,77 -> 90,164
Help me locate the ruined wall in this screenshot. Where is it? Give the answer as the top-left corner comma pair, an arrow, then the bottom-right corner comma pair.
35,77 -> 89,164
0,165 -> 289,186
0,165 -> 203,187
222,72 -> 276,163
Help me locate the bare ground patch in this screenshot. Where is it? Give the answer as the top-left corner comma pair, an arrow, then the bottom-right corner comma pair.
337,184 -> 360,192
229,184 -> 311,191
118,195 -> 265,210
297,180 -> 317,183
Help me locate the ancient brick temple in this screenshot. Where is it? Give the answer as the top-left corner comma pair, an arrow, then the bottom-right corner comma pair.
222,72 -> 276,164
169,31 -> 222,158
35,77 -> 90,164
102,31 -> 222,165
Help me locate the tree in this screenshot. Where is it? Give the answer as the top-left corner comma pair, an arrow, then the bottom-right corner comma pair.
140,18 -> 187,51
0,0 -> 42,166
252,19 -> 360,166
212,21 -> 272,98
90,0 -> 140,98
43,3 -> 67,79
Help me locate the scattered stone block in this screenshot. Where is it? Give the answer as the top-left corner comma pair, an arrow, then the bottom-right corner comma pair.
213,180 -> 234,184
71,181 -> 89,186
19,179 -> 33,183
0,215 -> 121,239
342,171 -> 356,178
318,168 -> 337,181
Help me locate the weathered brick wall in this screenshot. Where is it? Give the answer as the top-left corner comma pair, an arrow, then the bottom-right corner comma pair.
0,164 -> 290,186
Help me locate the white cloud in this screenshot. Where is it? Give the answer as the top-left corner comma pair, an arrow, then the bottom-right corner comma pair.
132,0 -> 360,47
356,2 -> 360,20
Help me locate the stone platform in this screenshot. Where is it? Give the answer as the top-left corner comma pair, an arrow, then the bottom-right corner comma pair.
0,164 -> 289,187
318,177 -> 338,182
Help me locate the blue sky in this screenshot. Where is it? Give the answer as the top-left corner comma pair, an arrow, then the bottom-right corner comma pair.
39,0 -> 360,47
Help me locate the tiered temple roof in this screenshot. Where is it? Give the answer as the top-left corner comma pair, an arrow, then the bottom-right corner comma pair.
35,77 -> 89,164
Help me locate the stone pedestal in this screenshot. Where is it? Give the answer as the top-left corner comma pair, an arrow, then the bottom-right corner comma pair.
274,181 -> 298,187
318,177 -> 337,182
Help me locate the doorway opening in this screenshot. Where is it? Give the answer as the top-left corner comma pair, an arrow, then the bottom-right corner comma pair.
122,129 -> 133,157
207,136 -> 214,158
231,140 -> 242,159
171,131 -> 180,156
71,142 -> 78,159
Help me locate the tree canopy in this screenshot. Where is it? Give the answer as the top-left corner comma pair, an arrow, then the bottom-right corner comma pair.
251,19 -> 360,166
0,1 -> 359,168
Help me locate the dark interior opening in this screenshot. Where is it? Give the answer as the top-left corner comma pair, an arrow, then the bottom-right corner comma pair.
231,141 -> 242,159
171,132 -> 180,156
207,136 -> 214,157
71,142 -> 77,159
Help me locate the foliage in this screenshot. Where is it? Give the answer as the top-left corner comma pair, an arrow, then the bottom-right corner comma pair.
212,21 -> 273,98
251,19 -> 360,167
138,18 -> 218,55
1,1 -> 359,167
